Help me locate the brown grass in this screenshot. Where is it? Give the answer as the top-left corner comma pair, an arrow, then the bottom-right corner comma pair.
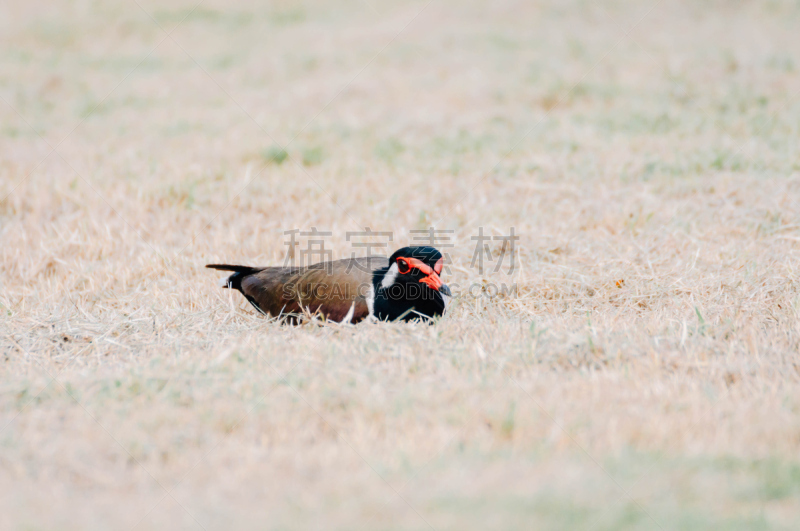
2,0 -> 800,529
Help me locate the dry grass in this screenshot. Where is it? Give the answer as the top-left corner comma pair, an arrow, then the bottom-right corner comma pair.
2,0 -> 800,529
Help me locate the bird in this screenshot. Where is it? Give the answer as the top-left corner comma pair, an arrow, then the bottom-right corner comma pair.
206,246 -> 451,324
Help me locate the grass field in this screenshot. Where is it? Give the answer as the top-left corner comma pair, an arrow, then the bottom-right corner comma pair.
2,0 -> 800,529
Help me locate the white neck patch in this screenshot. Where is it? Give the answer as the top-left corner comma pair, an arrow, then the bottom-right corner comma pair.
380,262 -> 399,289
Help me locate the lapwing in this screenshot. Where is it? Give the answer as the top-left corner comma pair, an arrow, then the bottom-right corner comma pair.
207,246 -> 451,323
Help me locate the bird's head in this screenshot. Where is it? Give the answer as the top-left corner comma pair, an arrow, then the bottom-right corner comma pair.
381,246 -> 451,297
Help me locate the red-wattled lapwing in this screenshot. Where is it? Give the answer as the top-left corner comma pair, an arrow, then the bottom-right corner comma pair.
207,246 -> 451,323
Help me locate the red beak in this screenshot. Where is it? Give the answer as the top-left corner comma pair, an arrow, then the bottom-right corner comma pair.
419,272 -> 443,291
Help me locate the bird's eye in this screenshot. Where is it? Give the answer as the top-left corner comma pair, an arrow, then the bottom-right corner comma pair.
397,258 -> 410,274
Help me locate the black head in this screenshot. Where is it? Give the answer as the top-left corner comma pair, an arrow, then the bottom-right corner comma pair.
373,246 -> 451,322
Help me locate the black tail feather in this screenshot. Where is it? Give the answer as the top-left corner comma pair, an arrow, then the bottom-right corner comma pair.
206,264 -> 259,274
206,264 -> 260,291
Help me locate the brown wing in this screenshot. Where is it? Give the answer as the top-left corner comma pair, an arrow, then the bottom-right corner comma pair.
239,256 -> 386,323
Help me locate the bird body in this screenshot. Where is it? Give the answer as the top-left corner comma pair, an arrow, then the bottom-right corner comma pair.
207,246 -> 450,323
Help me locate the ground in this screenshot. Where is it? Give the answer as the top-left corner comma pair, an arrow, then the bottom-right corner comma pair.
2,0 -> 800,529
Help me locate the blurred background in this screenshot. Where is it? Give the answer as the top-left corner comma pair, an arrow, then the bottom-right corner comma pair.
2,1 -> 800,529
